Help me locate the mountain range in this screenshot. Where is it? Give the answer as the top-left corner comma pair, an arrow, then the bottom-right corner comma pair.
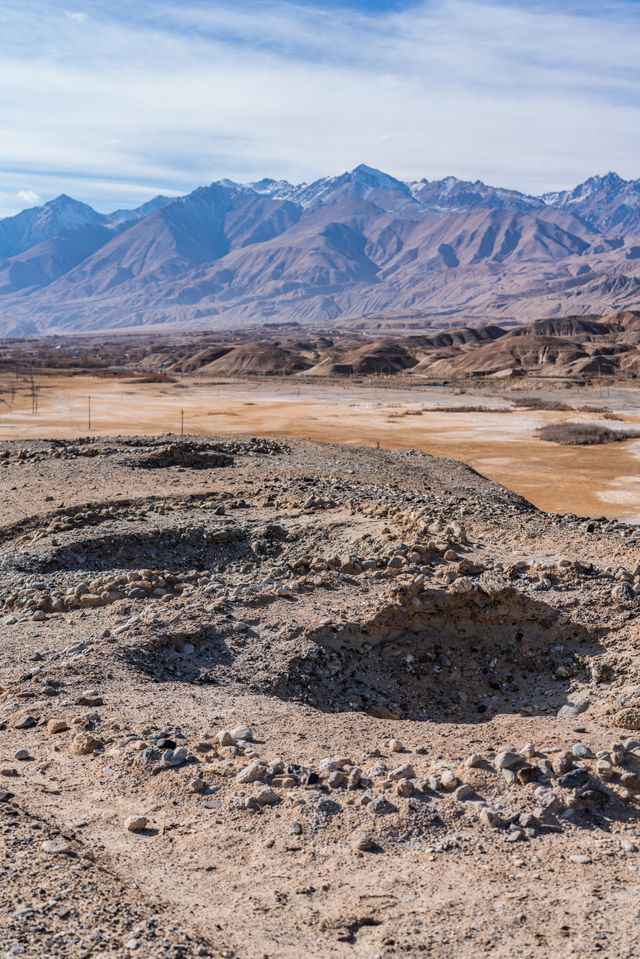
1,165 -> 639,337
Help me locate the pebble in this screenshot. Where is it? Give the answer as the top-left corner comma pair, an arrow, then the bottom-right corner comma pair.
389,763 -> 415,780
368,795 -> 397,815
41,839 -> 73,855
72,732 -> 102,755
388,739 -> 403,753
230,725 -> 253,742
162,746 -> 188,767
464,754 -> 484,768
14,749 -> 30,761
495,750 -> 521,770
557,699 -> 589,719
572,743 -> 593,759
236,761 -> 266,784
569,855 -> 592,864
13,714 -> 37,730
440,770 -> 459,791
47,718 -> 70,734
453,783 -> 474,801
254,786 -> 280,806
125,816 -> 148,832
353,833 -> 376,852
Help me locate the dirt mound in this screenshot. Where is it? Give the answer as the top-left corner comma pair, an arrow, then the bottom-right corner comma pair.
306,340 -> 418,376
168,345 -> 233,372
203,341 -> 311,375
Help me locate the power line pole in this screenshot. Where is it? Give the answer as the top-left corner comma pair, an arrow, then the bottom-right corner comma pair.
180,409 -> 184,437
30,371 -> 38,414
88,395 -> 91,432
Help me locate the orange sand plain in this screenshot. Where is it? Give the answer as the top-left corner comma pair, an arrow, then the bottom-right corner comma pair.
1,373 -> 640,521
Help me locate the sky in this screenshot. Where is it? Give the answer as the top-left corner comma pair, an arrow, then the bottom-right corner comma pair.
0,0 -> 638,216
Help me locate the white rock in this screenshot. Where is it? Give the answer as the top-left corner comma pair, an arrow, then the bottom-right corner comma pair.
125,816 -> 148,833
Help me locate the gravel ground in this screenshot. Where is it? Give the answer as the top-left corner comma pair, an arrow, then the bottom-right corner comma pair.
1,435 -> 639,958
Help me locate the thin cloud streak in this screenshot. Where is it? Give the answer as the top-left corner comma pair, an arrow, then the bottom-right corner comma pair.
0,0 -> 638,215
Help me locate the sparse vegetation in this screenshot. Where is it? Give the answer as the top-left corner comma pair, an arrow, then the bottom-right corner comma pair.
510,397 -> 572,411
537,422 -> 640,445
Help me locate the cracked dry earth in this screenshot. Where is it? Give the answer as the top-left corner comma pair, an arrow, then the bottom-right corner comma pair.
1,435 -> 640,959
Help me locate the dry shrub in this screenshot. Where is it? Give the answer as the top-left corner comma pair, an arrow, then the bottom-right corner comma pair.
537,422 -> 640,445
510,397 -> 572,411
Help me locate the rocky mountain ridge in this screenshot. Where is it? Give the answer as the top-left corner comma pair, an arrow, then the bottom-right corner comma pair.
1,165 -> 639,337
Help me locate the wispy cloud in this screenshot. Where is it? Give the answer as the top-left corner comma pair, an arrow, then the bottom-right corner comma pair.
0,1 -> 638,214
16,189 -> 42,206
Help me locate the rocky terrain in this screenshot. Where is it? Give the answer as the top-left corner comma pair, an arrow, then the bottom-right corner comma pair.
1,167 -> 640,336
1,435 -> 640,957
4,309 -> 640,383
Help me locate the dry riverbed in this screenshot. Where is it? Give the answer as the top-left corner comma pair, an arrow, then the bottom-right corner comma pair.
2,373 -> 640,520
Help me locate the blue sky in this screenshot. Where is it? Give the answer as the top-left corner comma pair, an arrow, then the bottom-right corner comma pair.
0,0 -> 638,215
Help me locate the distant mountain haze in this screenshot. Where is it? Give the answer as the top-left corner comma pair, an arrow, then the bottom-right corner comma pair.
0,165 -> 639,337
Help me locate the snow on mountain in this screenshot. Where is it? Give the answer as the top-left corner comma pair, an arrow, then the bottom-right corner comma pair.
410,177 -> 545,214
0,194 -> 106,259
0,166 -> 639,336
543,173 -> 640,234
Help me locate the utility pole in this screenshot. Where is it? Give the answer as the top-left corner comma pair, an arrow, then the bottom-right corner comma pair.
180,409 -> 184,437
88,395 -> 91,432
30,371 -> 38,414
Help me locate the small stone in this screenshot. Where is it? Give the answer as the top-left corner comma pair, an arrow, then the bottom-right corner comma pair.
464,754 -> 484,768
557,768 -> 589,789
613,708 -> 640,731
620,772 -> 640,791
596,759 -> 614,781
572,743 -> 593,759
353,833 -> 376,852
13,714 -> 37,730
505,829 -> 525,843
162,746 -> 188,767
389,763 -> 415,780
254,786 -> 280,806
215,730 -> 234,746
553,751 -> 575,775
125,816 -> 148,832
388,739 -> 403,753
75,691 -> 104,707
47,719 -> 70,734
14,749 -> 30,761
440,770 -> 459,791
291,821 -> 303,835
570,854 -> 592,864
395,779 -> 414,797
327,770 -> 345,788
230,725 -> 253,742
71,733 -> 102,755
453,783 -> 474,802
557,699 -> 589,719
41,839 -> 73,855
495,750 -> 521,770
235,761 -> 266,784
368,795 -> 398,815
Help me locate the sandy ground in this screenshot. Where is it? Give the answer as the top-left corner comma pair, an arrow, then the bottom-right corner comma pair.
2,373 -> 640,520
1,436 -> 640,958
